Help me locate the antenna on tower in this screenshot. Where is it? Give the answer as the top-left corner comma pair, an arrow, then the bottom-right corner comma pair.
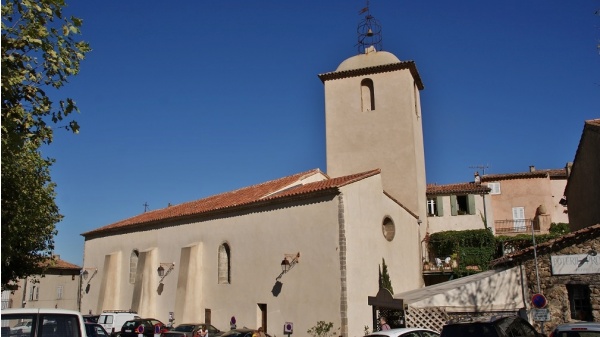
356,0 -> 382,54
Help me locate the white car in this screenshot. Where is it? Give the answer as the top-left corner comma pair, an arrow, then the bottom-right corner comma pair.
549,322 -> 600,337
1,308 -> 87,337
367,327 -> 440,337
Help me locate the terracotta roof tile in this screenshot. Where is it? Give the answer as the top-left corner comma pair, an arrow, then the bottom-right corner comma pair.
490,224 -> 600,268
43,258 -> 81,270
83,168 -> 381,237
426,182 -> 490,196
481,168 -> 567,181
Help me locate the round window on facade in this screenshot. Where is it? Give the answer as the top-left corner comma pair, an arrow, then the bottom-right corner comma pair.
382,217 -> 395,241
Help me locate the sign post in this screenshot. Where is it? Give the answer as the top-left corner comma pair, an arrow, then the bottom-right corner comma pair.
154,324 -> 161,337
531,293 -> 548,334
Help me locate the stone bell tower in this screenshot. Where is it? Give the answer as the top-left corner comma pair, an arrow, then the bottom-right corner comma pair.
317,9 -> 427,221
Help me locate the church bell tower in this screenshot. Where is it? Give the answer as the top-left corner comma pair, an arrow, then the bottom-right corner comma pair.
318,7 -> 427,221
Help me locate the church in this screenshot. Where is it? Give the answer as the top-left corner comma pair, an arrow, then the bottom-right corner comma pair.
81,10 -> 428,337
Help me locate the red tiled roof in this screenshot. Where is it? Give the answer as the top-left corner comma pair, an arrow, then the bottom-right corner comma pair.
83,168 -> 382,237
43,258 -> 81,270
490,224 -> 600,268
481,168 -> 567,181
426,182 -> 490,196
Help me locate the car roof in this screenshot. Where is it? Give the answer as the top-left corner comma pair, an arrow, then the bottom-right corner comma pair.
2,308 -> 83,315
445,315 -> 516,325
367,327 -> 439,336
554,322 -> 600,331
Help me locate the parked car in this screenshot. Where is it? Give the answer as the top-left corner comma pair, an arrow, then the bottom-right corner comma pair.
163,323 -> 224,337
367,327 -> 440,337
86,322 -> 110,337
549,322 -> 600,337
121,318 -> 168,337
220,328 -> 271,337
98,310 -> 140,337
1,308 -> 87,337
439,315 -> 545,337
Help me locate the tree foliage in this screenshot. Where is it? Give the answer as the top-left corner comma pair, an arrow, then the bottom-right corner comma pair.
1,0 -> 90,289
379,258 -> 394,294
307,321 -> 338,337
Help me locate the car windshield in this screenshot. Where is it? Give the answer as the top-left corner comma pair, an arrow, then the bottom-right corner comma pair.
173,325 -> 196,332
122,321 -> 141,329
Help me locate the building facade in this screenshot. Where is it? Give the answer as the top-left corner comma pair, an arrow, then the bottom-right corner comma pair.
6,257 -> 81,311
565,119 -> 600,231
81,35 -> 429,337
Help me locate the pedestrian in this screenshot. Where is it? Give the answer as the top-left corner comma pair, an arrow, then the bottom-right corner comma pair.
199,325 -> 208,337
258,327 -> 266,337
379,317 -> 390,331
252,330 -> 259,337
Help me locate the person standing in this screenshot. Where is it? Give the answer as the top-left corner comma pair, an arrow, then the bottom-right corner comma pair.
199,325 -> 208,337
379,317 -> 391,331
258,327 -> 266,337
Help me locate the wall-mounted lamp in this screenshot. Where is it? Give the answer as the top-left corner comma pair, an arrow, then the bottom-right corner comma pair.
81,268 -> 98,295
157,262 -> 175,283
276,253 -> 300,280
81,268 -> 98,281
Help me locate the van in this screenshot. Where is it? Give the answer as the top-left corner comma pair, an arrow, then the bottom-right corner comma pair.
1,307 -> 87,337
98,310 -> 140,337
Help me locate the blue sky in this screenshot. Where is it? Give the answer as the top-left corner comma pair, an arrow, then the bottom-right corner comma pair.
43,1 -> 600,265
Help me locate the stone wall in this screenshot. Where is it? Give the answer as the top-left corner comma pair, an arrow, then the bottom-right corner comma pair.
521,235 -> 600,333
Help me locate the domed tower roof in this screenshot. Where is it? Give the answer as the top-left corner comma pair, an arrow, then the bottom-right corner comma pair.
336,46 -> 400,72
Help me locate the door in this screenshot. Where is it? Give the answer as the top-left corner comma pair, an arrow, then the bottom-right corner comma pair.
512,207 -> 525,232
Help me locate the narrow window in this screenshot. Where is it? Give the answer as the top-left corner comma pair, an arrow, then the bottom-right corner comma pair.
451,195 -> 475,216
487,182 -> 501,195
218,243 -> 231,284
567,284 -> 592,321
129,249 -> 139,284
56,285 -> 63,300
512,207 -> 526,232
427,197 -> 444,216
427,199 -> 436,216
361,78 -> 375,112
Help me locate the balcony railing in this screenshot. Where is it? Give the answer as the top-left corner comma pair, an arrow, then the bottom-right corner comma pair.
494,219 -> 540,234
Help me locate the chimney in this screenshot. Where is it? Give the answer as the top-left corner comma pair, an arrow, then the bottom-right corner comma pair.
474,171 -> 481,184
529,166 -> 536,172
566,162 -> 573,176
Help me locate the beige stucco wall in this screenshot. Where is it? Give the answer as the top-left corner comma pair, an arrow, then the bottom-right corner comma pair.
549,179 -> 569,224
11,273 -> 81,311
323,57 -> 427,230
341,175 -> 423,335
426,194 -> 491,235
81,173 -> 422,337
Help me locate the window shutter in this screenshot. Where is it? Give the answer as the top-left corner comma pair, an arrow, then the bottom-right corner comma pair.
450,195 -> 457,216
436,196 -> 444,216
467,195 -> 476,215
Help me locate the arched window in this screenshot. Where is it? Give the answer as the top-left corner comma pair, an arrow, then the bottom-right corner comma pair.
361,78 -> 375,112
129,249 -> 139,284
218,243 -> 231,284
